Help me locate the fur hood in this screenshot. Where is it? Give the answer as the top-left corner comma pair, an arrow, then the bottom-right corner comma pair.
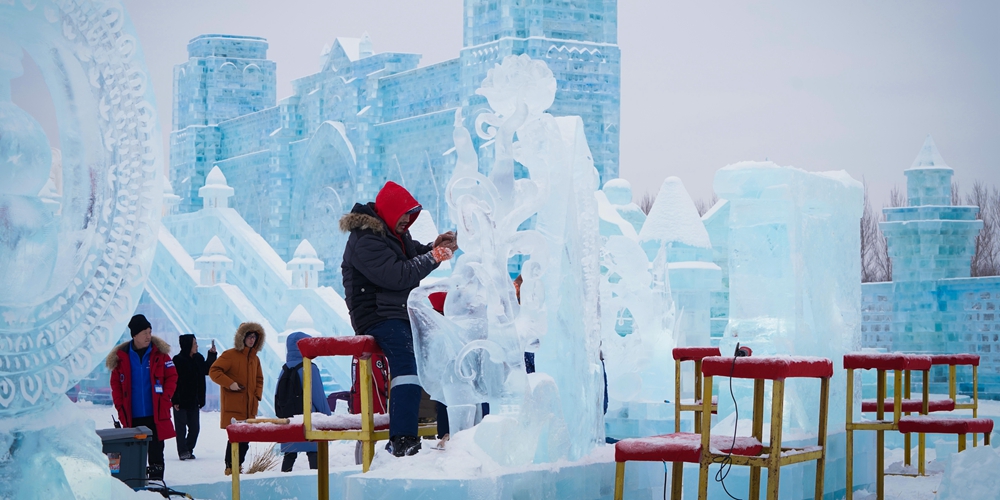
233,322 -> 266,352
105,336 -> 171,370
339,211 -> 386,235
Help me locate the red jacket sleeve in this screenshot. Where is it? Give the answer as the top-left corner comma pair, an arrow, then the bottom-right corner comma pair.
109,357 -> 126,425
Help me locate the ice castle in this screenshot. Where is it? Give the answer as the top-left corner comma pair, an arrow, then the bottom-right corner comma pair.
169,0 -> 620,290
860,136 -> 999,398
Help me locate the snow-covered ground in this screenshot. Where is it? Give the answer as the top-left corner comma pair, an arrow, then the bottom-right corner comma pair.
78,398 -> 1000,499
77,402 -> 363,490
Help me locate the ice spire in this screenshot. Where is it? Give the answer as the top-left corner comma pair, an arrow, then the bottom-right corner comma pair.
285,304 -> 315,331
910,134 -> 950,169
359,32 -> 373,59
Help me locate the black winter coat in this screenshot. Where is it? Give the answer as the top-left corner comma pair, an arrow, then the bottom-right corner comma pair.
340,202 -> 438,334
171,349 -> 217,410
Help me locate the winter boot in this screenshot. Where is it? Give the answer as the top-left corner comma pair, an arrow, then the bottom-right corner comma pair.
385,435 -> 421,457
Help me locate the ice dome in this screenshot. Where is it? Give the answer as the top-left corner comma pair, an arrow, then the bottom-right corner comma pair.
204,165 -> 229,186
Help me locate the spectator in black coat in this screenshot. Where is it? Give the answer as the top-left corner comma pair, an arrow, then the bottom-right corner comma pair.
171,334 -> 216,460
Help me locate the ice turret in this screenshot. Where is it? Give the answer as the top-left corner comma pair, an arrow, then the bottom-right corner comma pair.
880,137 -> 983,356
639,177 -> 720,347
905,135 -> 953,207
198,166 -> 234,209
287,239 -> 324,288
194,236 -> 233,285
279,305 -> 320,344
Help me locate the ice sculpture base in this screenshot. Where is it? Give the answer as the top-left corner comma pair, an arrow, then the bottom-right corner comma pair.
173,468 -> 359,500
345,445 -> 664,500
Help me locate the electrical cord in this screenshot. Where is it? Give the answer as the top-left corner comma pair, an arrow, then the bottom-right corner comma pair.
712,353 -> 743,500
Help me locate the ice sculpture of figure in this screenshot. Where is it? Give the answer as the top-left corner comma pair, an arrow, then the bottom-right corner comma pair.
409,54 -> 604,465
714,162 -> 862,432
1,1 -> 163,497
639,177 -> 721,348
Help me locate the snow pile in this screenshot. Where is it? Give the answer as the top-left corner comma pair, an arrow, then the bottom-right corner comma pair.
935,445 -> 1000,500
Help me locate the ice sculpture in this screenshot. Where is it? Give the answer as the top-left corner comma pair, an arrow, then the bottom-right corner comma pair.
714,162 -> 862,432
639,177 -> 721,348
409,55 -> 603,465
601,179 -> 646,234
1,0 -> 162,496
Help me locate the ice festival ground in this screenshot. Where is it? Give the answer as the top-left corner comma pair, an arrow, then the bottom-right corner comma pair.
78,400 -> 1000,499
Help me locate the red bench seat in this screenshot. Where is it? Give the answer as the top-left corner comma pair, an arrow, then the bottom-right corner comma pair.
298,335 -> 382,359
672,347 -> 721,361
702,356 -> 833,380
930,354 -> 980,367
843,353 -> 932,371
897,416 -> 994,435
226,414 -> 392,443
615,432 -> 764,463
861,398 -> 955,414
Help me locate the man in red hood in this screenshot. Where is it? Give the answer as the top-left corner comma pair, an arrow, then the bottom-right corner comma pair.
339,181 -> 457,457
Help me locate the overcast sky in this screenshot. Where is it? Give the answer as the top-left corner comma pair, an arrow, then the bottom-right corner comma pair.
11,0 -> 1000,208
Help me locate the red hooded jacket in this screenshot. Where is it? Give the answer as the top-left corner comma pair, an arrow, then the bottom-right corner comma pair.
106,337 -> 178,440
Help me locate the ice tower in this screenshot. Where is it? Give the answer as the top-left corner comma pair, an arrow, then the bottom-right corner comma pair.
171,35 -> 276,213
860,136 -> 1000,398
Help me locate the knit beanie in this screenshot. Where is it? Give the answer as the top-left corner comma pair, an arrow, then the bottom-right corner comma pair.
128,314 -> 151,337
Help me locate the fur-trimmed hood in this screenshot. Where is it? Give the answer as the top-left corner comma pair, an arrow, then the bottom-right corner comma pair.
106,336 -> 171,370
233,322 -> 266,352
339,208 -> 386,235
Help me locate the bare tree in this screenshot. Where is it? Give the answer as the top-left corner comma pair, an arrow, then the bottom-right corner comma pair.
968,181 -> 1000,277
861,182 -> 879,282
861,181 -> 892,282
639,192 -> 655,215
952,180 -> 961,206
695,194 -> 720,217
889,184 -> 906,209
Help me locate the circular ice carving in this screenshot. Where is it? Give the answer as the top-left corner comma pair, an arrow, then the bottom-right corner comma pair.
0,0 -> 162,416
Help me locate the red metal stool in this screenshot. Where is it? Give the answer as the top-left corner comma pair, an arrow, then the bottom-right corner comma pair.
673,347 -> 721,434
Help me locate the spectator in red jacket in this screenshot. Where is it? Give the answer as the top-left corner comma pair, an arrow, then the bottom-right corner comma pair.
107,314 -> 178,481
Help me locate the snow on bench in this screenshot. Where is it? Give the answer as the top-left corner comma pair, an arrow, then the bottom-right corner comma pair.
930,354 -> 980,367
701,355 -> 833,380
843,352 -> 932,371
615,432 -> 764,463
297,335 -> 382,359
672,346 -> 721,361
861,398 -> 955,414
897,416 -> 994,435
226,413 -> 392,443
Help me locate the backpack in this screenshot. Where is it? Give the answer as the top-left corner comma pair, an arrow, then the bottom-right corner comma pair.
274,362 -> 304,418
349,354 -> 390,414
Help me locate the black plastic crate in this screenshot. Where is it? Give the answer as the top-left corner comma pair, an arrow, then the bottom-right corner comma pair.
96,426 -> 151,489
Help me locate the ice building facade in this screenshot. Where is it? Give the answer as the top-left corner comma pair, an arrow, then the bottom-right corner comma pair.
169,1 -> 621,291
860,137 -> 999,398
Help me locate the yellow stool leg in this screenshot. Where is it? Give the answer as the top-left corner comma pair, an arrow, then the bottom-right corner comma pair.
958,434 -> 966,453
317,441 -> 329,499
614,461 -> 625,500
846,368 -> 855,500
231,442 -> 241,500
671,462 -> 684,500
918,433 -> 926,476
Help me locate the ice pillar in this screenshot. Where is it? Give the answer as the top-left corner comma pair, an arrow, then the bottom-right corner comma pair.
715,162 -> 863,432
